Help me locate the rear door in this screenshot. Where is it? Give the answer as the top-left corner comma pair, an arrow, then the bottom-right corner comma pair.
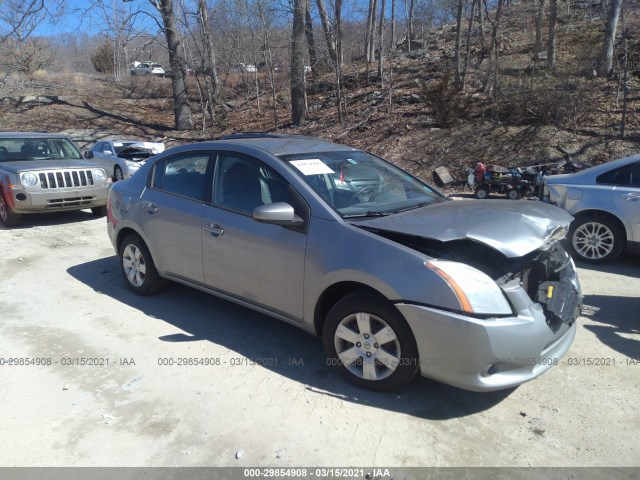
201,151 -> 308,320
611,161 -> 640,242
138,151 -> 213,282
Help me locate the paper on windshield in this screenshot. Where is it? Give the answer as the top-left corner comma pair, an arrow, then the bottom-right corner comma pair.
289,159 -> 335,175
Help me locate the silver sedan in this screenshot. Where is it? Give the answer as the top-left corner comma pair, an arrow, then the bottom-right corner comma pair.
107,134 -> 582,392
542,155 -> 640,263
84,140 -> 164,181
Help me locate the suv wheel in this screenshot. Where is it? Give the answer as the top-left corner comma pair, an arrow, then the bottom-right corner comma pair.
323,292 -> 419,391
0,190 -> 22,228
118,234 -> 167,294
569,216 -> 624,264
114,165 -> 124,181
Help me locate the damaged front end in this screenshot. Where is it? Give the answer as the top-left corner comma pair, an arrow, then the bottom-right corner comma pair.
360,224 -> 582,391
374,229 -> 582,330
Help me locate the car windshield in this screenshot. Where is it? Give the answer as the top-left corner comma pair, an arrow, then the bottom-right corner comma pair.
0,137 -> 82,162
114,142 -> 137,154
281,151 -> 445,217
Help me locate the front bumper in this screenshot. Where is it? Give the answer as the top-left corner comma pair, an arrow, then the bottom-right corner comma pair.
9,187 -> 108,214
398,302 -> 577,391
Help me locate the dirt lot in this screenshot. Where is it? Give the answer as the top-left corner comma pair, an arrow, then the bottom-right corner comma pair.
0,210 -> 638,468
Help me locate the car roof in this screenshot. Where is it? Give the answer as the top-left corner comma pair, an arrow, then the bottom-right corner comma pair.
0,132 -> 69,139
214,134 -> 358,156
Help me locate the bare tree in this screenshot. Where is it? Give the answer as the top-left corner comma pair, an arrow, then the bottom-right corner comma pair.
365,0 -> 376,63
461,0 -> 476,90
377,0 -> 386,84
304,0 -> 318,74
534,0 -> 546,58
390,0 -> 396,47
453,0 -> 464,86
291,0 -> 307,125
483,0 -> 504,97
406,0 -> 415,53
600,0 -> 623,77
1,36 -> 55,73
547,0 -> 557,68
150,0 -> 194,130
334,0 -> 344,124
0,0 -> 48,44
315,0 -> 336,63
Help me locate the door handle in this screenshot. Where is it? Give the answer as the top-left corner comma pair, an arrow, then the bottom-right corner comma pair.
204,223 -> 224,237
144,202 -> 158,214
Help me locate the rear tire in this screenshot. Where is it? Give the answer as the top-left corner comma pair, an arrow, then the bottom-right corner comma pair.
568,215 -> 624,264
323,292 -> 419,391
118,234 -> 167,295
0,190 -> 22,228
507,188 -> 521,200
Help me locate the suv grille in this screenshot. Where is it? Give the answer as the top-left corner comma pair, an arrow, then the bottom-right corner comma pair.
37,169 -> 95,189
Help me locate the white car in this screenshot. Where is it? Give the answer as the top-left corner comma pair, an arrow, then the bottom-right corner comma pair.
130,62 -> 165,76
84,140 -> 165,181
542,155 -> 640,263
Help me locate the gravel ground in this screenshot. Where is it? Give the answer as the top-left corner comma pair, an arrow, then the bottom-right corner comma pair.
0,210 -> 638,467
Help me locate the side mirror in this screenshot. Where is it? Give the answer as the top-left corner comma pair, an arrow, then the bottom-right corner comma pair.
84,150 -> 94,159
253,202 -> 304,227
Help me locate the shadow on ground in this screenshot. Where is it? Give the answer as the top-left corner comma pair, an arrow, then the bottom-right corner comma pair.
0,209 -> 100,230
67,256 -> 515,420
578,255 -> 640,361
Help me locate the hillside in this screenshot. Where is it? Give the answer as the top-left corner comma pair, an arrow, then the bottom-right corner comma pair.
1,1 -> 639,183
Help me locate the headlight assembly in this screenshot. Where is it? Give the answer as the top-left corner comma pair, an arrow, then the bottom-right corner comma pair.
20,172 -> 38,187
425,260 -> 513,316
92,169 -> 106,183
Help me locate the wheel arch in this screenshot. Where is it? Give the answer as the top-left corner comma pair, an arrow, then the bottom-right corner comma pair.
313,282 -> 389,336
115,226 -> 161,268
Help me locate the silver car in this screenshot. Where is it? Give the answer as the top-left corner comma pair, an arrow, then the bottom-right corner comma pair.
542,155 -> 640,263
85,140 -> 164,181
107,134 -> 582,392
0,132 -> 109,228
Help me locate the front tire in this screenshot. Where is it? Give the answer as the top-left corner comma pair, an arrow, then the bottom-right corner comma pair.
91,206 -> 107,217
0,190 -> 22,228
474,185 -> 490,199
118,234 -> 167,295
569,215 -> 624,264
323,292 -> 419,391
114,165 -> 124,182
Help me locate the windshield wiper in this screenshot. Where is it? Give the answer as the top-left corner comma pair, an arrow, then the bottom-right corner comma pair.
391,202 -> 432,214
343,210 -> 390,219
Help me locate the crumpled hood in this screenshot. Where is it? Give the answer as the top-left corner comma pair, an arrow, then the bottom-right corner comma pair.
354,200 -> 574,258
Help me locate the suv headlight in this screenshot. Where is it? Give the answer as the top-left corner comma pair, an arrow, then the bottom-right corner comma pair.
20,172 -> 38,187
425,260 -> 513,316
124,160 -> 140,168
93,169 -> 106,183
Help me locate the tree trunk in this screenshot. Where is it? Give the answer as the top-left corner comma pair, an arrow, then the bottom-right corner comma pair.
316,0 -> 336,63
197,0 -> 221,102
534,0 -> 546,57
335,0 -> 344,125
304,0 -> 318,74
369,0 -> 379,61
391,0 -> 396,48
600,0 -> 623,77
291,0 -> 307,125
407,0 -> 415,53
454,0 -> 464,86
461,0 -> 476,90
377,0 -> 386,84
155,0 -> 193,130
547,0 -> 557,68
365,0 -> 376,63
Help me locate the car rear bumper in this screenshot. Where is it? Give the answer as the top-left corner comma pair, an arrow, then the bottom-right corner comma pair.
396,288 -> 579,392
